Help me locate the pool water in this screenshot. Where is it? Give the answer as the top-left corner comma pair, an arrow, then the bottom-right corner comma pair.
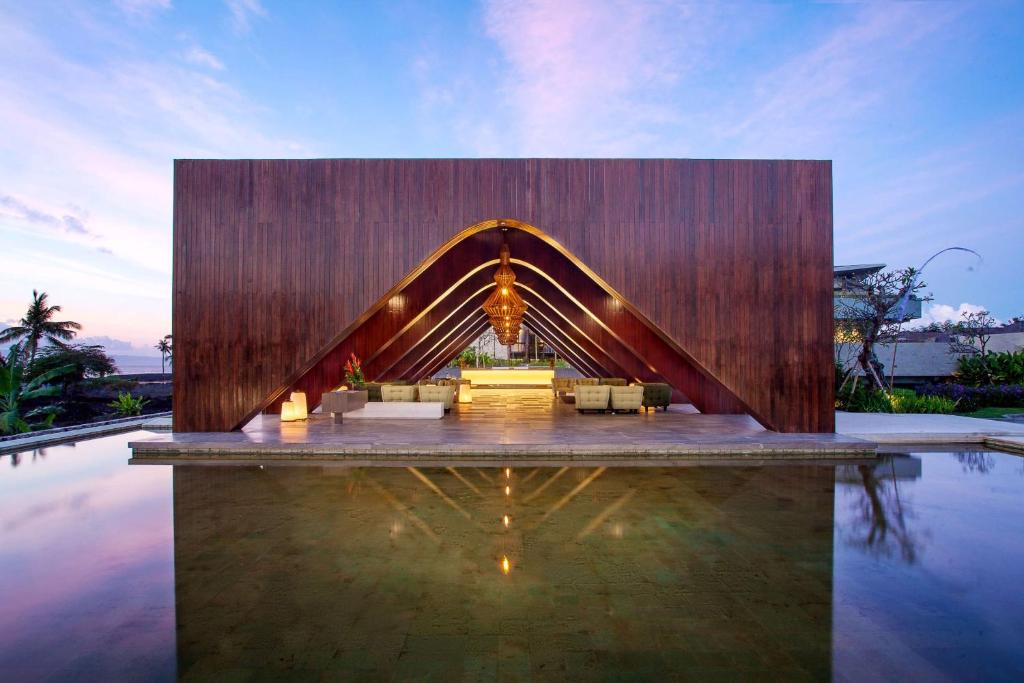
1,433 -> 1022,681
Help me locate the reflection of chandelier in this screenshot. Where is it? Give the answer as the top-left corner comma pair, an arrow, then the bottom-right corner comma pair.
483,243 -> 527,346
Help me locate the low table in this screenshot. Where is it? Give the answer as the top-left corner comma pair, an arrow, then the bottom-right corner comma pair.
320,390 -> 369,423
344,402 -> 444,419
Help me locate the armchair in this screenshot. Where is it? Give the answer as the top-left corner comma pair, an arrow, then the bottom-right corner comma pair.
575,385 -> 610,413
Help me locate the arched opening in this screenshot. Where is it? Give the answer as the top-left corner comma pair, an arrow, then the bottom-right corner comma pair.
251,220 -> 756,431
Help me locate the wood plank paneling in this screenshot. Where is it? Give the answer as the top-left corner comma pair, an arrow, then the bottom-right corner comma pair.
174,159 -> 834,432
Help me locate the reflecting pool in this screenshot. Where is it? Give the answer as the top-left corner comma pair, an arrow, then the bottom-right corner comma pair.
1,433 -> 1023,681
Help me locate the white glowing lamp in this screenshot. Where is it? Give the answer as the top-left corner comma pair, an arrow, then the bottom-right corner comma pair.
280,400 -> 298,422
289,391 -> 308,419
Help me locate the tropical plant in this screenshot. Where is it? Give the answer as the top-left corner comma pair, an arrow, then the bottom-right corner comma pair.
0,344 -> 74,434
28,344 -> 117,384
109,391 -> 148,417
451,347 -> 494,368
155,335 -> 173,374
955,350 -> 1024,387
0,290 -> 81,362
343,353 -> 364,386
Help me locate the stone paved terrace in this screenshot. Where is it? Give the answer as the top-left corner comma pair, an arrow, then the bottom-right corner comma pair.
130,388 -> 873,464
836,411 -> 1024,444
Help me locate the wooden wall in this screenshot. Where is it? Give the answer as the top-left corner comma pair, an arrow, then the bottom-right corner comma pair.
173,159 -> 834,432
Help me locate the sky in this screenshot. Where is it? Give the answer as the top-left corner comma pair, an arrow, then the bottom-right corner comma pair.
1,0 -> 1022,355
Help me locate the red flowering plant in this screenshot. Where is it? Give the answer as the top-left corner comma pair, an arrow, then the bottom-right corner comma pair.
344,353 -> 365,387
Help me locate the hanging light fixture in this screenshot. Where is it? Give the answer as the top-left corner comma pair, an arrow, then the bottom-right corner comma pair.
482,241 -> 527,347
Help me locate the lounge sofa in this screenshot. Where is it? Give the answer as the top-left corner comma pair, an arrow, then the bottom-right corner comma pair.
640,383 -> 671,412
359,382 -> 383,402
610,385 -> 644,413
574,378 -> 599,388
600,378 -> 628,386
381,384 -> 418,402
552,377 -> 574,396
576,384 -> 610,413
418,384 -> 455,411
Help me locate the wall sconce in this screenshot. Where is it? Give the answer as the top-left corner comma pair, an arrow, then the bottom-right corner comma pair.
290,391 -> 308,420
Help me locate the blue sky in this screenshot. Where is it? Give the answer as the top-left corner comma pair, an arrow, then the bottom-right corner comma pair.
1,0 -> 1022,352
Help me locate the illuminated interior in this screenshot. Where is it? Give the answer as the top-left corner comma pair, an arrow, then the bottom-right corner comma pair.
259,220 -> 760,427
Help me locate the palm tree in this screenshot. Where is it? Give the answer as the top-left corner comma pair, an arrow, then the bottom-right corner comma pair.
0,290 -> 81,362
155,335 -> 173,374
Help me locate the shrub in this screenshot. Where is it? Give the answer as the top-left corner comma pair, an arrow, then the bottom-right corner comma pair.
845,387 -> 892,413
955,350 -> 1024,386
109,392 -> 148,417
28,344 -> 117,384
887,388 -> 957,414
917,383 -> 1024,413
841,387 -> 956,414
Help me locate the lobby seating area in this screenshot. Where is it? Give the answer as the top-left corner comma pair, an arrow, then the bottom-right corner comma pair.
548,377 -> 673,415
318,377 -> 675,422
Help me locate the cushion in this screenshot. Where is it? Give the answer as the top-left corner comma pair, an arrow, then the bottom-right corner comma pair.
381,384 -> 418,402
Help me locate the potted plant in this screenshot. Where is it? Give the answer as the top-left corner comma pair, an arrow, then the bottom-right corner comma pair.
344,353 -> 365,388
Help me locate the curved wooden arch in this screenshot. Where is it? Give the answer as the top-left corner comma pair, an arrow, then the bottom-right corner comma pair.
260,223 -> 754,427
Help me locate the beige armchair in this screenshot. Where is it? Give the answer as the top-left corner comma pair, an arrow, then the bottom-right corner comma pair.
575,384 -> 610,413
610,385 -> 644,413
552,377 -> 574,396
418,384 -> 455,411
436,378 -> 461,401
381,384 -> 418,402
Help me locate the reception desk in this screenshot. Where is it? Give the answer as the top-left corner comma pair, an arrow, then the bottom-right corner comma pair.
460,368 -> 555,386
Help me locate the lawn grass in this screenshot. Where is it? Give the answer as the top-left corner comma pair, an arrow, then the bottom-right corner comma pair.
956,406 -> 1024,419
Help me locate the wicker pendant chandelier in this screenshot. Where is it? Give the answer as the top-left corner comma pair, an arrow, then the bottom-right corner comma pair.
483,243 -> 527,346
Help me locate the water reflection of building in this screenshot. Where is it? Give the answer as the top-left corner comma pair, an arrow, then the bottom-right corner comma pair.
172,465 -> 836,678
836,453 -> 922,483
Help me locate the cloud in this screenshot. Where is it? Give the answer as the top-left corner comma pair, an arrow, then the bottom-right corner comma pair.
475,0 -> 732,155
79,335 -> 160,354
225,0 -> 267,34
0,194 -> 97,238
712,3 -> 963,154
0,9 -> 309,274
910,302 -> 997,328
182,45 -> 225,71
113,0 -> 172,18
